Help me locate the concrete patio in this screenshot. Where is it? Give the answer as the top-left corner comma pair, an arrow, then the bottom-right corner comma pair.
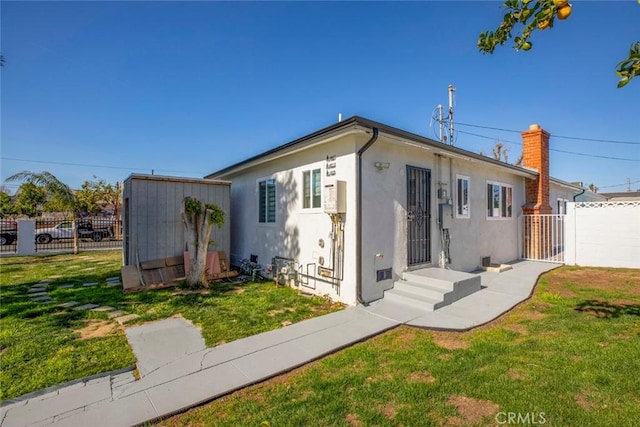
0,260 -> 559,427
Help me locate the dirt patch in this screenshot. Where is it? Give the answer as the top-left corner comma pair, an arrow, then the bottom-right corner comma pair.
504,323 -> 529,335
446,395 -> 500,426
171,289 -> 209,296
345,413 -> 362,426
407,370 -> 435,383
0,347 -> 7,356
365,372 -> 394,383
377,403 -> 397,420
390,328 -> 419,349
576,391 -> 598,409
431,332 -> 469,350
518,308 -> 548,321
268,308 -> 296,317
224,286 -> 245,295
507,368 -> 524,380
74,320 -> 115,340
268,309 -> 285,316
438,353 -> 453,361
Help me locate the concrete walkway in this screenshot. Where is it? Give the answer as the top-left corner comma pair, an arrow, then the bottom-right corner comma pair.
0,261 -> 558,427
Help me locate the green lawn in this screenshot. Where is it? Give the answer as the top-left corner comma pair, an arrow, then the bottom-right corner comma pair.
0,251 -> 343,400
158,266 -> 640,427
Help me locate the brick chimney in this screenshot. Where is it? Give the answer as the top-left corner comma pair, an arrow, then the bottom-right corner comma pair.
521,124 -> 552,214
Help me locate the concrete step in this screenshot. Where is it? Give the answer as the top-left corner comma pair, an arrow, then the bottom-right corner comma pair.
383,288 -> 442,311
393,280 -> 448,301
385,268 -> 482,311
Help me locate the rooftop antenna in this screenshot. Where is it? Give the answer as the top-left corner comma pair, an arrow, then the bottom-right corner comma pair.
448,84 -> 455,145
338,113 -> 342,122
429,85 -> 456,145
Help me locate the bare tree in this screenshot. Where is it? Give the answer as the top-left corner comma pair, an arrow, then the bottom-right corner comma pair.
181,197 -> 225,287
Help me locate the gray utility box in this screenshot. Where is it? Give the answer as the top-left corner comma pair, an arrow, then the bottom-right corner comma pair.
122,174 -> 231,266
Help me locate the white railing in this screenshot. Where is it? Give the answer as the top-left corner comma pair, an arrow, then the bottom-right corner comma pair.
520,214 -> 566,263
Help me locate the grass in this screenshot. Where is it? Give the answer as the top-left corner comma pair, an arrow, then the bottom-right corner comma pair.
158,266 -> 640,427
0,251 -> 343,401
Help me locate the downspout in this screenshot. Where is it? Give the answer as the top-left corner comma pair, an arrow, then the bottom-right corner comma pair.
356,127 -> 379,304
573,188 -> 585,202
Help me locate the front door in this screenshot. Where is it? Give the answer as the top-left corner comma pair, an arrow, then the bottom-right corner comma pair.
407,166 -> 431,266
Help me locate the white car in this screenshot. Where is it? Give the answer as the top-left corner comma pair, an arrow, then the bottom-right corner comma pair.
35,220 -> 110,244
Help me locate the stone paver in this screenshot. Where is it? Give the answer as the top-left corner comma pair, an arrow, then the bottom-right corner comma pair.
107,310 -> 126,318
27,292 -> 48,297
57,285 -> 74,289
82,282 -> 98,287
73,304 -> 100,311
106,282 -> 121,288
91,306 -> 115,312
114,314 -> 140,325
37,280 -> 54,285
105,277 -> 120,282
58,301 -> 79,308
31,296 -> 53,302
27,287 -> 47,293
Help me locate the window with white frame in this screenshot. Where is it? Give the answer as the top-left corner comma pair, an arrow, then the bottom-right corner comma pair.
486,181 -> 513,219
557,198 -> 568,215
258,178 -> 276,223
456,175 -> 470,218
302,168 -> 322,209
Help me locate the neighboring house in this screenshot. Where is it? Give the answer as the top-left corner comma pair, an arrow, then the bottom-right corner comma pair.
207,116 -> 597,305
601,191 -> 640,202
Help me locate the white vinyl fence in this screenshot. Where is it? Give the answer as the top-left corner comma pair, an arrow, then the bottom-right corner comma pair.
564,201 -> 640,268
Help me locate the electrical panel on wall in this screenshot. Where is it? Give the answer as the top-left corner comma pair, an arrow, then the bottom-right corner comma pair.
324,179 -> 346,213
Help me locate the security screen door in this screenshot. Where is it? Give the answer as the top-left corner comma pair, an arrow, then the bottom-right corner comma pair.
406,166 -> 431,266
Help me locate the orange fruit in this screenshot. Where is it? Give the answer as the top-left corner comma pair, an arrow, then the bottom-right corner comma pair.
538,20 -> 550,30
557,4 -> 572,20
522,42 -> 532,51
554,0 -> 568,7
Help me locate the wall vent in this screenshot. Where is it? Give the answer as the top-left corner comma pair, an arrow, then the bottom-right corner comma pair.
376,268 -> 392,282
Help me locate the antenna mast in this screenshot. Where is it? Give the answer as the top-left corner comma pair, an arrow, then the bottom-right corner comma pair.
429,84 -> 456,145
448,84 -> 455,145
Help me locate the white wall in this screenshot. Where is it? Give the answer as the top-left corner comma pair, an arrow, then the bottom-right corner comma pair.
565,201 -> 640,268
359,136 -> 527,302
225,135 -> 360,305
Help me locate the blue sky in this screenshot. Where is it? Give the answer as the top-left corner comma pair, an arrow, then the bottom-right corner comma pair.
2,1 -> 639,194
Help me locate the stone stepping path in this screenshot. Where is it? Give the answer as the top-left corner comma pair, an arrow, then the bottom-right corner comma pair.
108,310 -> 126,318
73,303 -> 100,311
58,301 -> 79,308
25,276 -> 139,326
114,314 -> 140,325
29,291 -> 48,297
91,306 -> 115,312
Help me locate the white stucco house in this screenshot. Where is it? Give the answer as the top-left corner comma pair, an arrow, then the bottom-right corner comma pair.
206,116 -> 602,306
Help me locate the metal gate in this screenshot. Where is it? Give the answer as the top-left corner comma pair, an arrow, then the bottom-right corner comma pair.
520,214 -> 565,263
407,166 -> 431,266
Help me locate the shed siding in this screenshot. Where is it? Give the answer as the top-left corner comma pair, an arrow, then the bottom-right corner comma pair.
122,175 -> 230,266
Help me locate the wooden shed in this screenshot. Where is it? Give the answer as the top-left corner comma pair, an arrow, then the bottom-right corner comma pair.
122,174 -> 231,267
